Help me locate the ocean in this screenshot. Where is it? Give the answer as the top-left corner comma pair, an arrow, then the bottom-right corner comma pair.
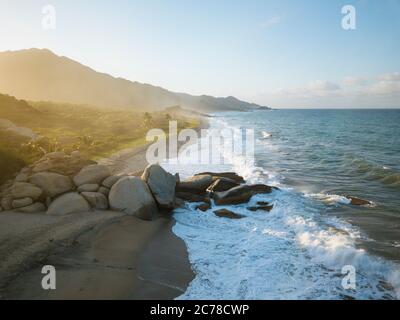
163,109 -> 400,300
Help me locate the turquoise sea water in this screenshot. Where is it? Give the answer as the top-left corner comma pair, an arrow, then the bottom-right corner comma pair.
164,109 -> 400,299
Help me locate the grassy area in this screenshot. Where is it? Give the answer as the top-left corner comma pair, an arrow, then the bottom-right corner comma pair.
0,94 -> 200,184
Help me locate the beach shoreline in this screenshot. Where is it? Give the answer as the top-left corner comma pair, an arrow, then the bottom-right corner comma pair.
0,115 -> 210,300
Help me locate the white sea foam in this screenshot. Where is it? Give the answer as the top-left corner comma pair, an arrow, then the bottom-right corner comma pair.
306,193 -> 351,205
260,131 -> 272,139
162,115 -> 400,300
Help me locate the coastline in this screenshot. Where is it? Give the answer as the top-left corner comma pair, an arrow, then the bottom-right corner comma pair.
0,116 -> 210,300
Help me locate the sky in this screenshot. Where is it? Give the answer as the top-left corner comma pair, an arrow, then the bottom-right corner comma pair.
0,0 -> 399,108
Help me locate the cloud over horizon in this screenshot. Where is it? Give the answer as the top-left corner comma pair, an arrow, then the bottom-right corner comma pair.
252,72 -> 400,108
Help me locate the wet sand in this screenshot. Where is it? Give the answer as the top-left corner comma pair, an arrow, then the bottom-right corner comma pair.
0,212 -> 194,299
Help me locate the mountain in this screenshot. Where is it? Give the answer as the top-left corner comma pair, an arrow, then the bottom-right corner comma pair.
0,49 -> 269,112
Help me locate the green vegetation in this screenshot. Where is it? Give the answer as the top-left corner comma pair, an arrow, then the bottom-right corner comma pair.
0,94 -> 200,184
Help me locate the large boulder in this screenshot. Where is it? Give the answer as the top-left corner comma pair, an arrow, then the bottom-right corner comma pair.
1,196 -> 13,210
141,164 -> 176,209
81,192 -> 108,210
214,184 -> 276,206
109,176 -> 157,220
175,192 -> 209,203
73,165 -> 111,186
47,193 -> 90,215
207,178 -> 240,193
16,202 -> 46,213
98,186 -> 110,196
12,197 -> 33,209
102,174 -> 127,188
195,172 -> 245,184
10,182 -> 42,200
15,173 -> 29,182
29,172 -> 73,198
176,175 -> 213,194
77,184 -> 99,193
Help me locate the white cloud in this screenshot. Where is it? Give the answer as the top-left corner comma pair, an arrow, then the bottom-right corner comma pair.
364,80 -> 400,95
308,80 -> 340,92
378,72 -> 400,82
343,76 -> 367,86
271,80 -> 341,99
362,72 -> 400,96
253,72 -> 400,108
259,15 -> 282,28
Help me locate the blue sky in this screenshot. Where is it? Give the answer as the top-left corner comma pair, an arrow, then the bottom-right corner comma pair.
0,0 -> 399,108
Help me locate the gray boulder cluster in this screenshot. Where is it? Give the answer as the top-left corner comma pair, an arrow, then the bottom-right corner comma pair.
0,152 -> 178,220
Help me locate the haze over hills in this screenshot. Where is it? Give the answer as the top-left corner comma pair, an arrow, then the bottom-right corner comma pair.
0,49 -> 269,112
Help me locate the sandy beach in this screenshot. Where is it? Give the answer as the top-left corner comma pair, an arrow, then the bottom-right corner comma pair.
0,143 -> 195,300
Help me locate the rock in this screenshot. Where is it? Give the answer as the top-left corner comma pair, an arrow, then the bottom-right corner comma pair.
15,173 -> 29,182
247,205 -> 274,212
46,151 -> 66,160
207,178 -> 239,193
0,205 -> 2,212
1,196 -> 13,210
214,184 -> 276,206
196,203 -> 211,212
29,172 -> 73,198
176,175 -> 213,194
47,193 -> 90,215
141,164 -> 176,209
20,167 -> 30,174
256,201 -> 270,206
102,174 -> 127,188
46,196 -> 52,208
173,197 -> 186,208
71,150 -> 81,158
98,186 -> 110,196
129,170 -> 144,177
32,160 -> 53,173
346,196 -> 371,206
175,173 -> 180,184
214,209 -> 244,219
195,172 -> 245,184
109,176 -> 157,221
10,182 -> 42,200
16,202 -> 46,213
73,164 -> 111,186
81,192 -> 108,210
175,191 -> 208,203
12,197 -> 33,209
77,184 -> 99,193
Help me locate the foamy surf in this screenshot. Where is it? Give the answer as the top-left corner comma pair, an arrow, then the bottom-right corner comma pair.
162,113 -> 400,300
